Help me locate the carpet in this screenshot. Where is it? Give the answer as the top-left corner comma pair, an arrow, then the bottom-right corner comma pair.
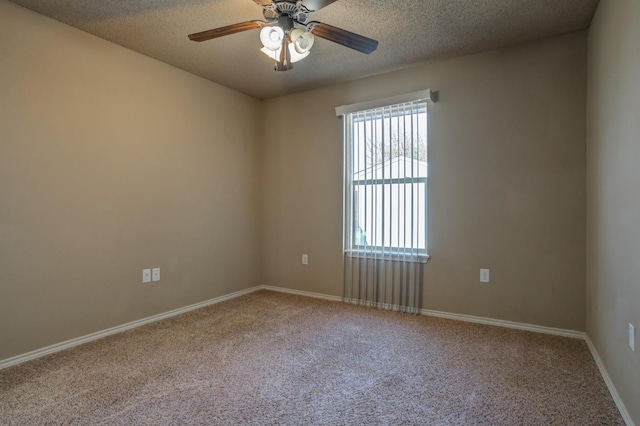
0,290 -> 624,425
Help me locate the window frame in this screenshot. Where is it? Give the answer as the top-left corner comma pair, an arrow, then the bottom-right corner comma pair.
340,92 -> 434,263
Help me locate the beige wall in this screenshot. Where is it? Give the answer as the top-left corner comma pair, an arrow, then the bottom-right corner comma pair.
1,0 -> 591,365
0,1 -> 262,361
262,32 -> 587,331
587,0 -> 640,422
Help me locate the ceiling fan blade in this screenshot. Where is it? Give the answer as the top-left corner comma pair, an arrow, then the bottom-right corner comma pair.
251,0 -> 272,6
301,0 -> 339,11
308,22 -> 378,54
188,21 -> 267,42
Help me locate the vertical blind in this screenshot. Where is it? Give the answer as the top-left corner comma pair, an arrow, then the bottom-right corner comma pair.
341,95 -> 431,313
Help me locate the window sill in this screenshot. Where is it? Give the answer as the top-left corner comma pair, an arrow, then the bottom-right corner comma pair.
345,250 -> 430,264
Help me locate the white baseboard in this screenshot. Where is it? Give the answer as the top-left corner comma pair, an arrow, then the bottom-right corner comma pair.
0,284 -> 592,370
585,337 -> 635,426
261,285 -> 585,339
0,286 -> 262,371
418,308 -> 586,339
259,285 -> 343,302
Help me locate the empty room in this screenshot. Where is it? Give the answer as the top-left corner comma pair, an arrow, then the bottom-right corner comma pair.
1,0 -> 638,424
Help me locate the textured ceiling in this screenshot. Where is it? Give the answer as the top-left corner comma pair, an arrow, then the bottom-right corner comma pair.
9,0 -> 599,99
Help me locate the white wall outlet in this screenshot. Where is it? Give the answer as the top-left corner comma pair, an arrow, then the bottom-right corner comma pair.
480,269 -> 490,283
630,323 -> 636,352
142,269 -> 151,283
302,254 -> 308,265
152,268 -> 160,282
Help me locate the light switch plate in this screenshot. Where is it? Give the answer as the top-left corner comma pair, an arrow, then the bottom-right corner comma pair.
480,269 -> 490,283
152,268 -> 160,282
142,269 -> 151,283
630,323 -> 636,352
302,254 -> 308,265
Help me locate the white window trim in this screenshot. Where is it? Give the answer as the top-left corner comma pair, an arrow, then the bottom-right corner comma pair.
340,90 -> 438,263
335,89 -> 438,117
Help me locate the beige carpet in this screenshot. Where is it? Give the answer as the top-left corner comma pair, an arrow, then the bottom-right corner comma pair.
0,290 -> 624,425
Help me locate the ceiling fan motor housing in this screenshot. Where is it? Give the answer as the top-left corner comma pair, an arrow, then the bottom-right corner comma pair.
278,15 -> 294,31
264,1 -> 311,24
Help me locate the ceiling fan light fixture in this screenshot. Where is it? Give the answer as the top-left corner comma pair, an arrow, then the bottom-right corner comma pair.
260,26 -> 285,51
188,0 -> 379,73
289,29 -> 315,54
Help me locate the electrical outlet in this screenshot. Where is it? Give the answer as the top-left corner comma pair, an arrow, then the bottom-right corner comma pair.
480,269 -> 490,283
152,268 -> 160,282
630,323 -> 636,352
142,269 -> 151,283
302,254 -> 308,265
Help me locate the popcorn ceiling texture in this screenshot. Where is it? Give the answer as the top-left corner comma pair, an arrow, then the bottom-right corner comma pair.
0,291 -> 623,424
7,0 -> 599,99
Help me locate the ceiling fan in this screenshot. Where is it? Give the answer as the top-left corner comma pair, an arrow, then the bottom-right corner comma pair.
188,0 -> 379,71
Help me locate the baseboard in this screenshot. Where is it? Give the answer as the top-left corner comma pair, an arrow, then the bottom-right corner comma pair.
0,284 -> 589,369
260,285 -> 585,339
585,337 -> 635,426
0,286 -> 262,371
259,285 -> 343,302
418,308 -> 586,339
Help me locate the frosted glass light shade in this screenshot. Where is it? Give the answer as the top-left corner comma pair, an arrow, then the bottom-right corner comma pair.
289,29 -> 315,54
260,26 -> 285,51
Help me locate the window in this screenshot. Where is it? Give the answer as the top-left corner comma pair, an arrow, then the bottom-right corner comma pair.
342,97 -> 429,261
